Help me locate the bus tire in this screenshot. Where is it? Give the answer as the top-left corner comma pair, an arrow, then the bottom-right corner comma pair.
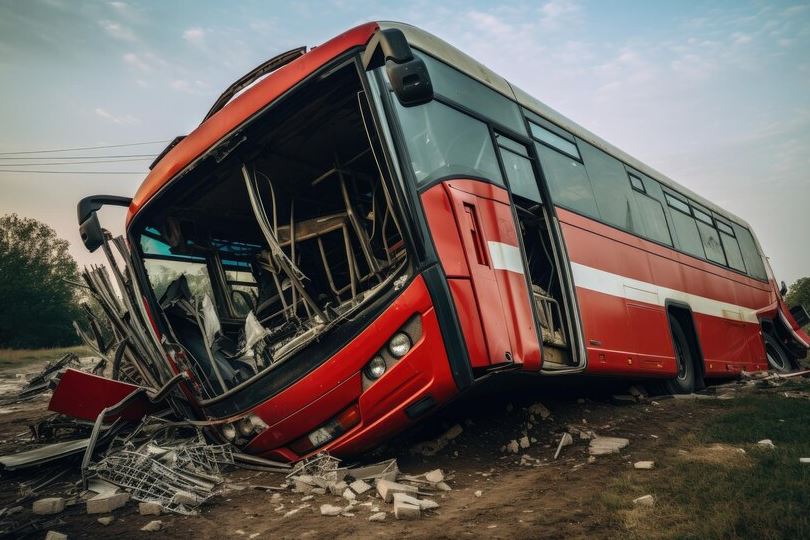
664,317 -> 696,394
763,332 -> 794,373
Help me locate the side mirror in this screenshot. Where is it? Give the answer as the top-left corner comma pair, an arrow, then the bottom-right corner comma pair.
362,28 -> 433,107
780,280 -> 788,297
77,195 -> 132,252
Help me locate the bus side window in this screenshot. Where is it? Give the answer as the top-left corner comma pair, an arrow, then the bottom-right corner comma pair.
495,135 -> 541,203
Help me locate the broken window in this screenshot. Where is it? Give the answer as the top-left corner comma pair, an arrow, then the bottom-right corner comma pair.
131,60 -> 408,399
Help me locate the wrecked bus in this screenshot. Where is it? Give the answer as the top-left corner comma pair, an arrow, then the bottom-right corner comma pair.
75,22 -> 809,462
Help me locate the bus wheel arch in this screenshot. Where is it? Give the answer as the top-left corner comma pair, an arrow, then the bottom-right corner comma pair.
662,303 -> 706,394
760,319 -> 798,373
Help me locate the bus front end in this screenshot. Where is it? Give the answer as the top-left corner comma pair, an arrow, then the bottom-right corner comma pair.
91,24 -> 478,462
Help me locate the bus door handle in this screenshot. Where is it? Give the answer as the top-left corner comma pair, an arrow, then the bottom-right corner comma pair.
463,203 -> 489,266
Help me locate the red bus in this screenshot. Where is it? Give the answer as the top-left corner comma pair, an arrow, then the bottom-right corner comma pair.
77,22 -> 809,462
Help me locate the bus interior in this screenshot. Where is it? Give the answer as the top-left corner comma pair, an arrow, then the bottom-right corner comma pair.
514,196 -> 576,369
134,60 -> 408,399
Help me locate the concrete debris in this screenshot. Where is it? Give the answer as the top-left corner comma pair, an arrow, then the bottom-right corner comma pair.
611,394 -> 637,405
97,516 -> 114,526
300,495 -> 314,502
87,492 -> 130,514
634,461 -> 655,470
141,520 -> 163,532
474,490 -> 483,498
589,436 -> 630,456
393,498 -> 421,520
32,497 -> 65,515
138,502 -> 163,516
368,512 -> 386,522
349,479 -> 372,495
320,504 -> 345,516
506,440 -> 520,454
435,481 -> 452,491
587,456 -> 596,464
633,495 -> 655,507
411,424 -> 463,456
528,402 -> 551,419
757,439 -> 775,449
376,479 -> 418,503
342,488 -> 356,501
44,532 -> 67,540
519,436 -> 531,449
554,433 -> 574,460
328,481 -> 348,496
424,469 -> 444,484
394,493 -> 438,511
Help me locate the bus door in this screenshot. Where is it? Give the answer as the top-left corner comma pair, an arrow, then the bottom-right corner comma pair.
442,179 -> 542,372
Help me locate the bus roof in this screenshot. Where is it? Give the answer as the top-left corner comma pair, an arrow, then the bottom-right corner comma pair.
129,20 -> 751,232
379,21 -> 752,230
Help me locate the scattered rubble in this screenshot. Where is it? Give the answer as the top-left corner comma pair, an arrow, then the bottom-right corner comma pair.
368,511 -> 386,522
633,494 -> 655,507
393,498 -> 420,520
376,479 -> 418,503
32,497 -> 65,515
139,502 -> 162,515
44,531 -> 67,540
589,437 -> 630,456
411,424 -> 464,456
634,461 -> 655,470
141,519 -> 163,532
519,436 -> 531,449
528,402 -> 551,419
320,504 -> 344,516
86,492 -> 130,514
97,516 -> 115,526
756,439 -> 775,450
553,433 -> 573,460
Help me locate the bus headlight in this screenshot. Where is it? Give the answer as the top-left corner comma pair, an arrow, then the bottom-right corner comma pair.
221,423 -> 237,441
388,333 -> 411,358
364,355 -> 387,380
238,417 -> 255,437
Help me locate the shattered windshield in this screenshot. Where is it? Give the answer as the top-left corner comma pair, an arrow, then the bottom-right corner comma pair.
131,60 -> 408,399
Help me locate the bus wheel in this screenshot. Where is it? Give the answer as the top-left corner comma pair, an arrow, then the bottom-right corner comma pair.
763,332 -> 794,373
664,318 -> 696,394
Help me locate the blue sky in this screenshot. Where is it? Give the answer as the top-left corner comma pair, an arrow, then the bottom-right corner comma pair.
0,0 -> 808,283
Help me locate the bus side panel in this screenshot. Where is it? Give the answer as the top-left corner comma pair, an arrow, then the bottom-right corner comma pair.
558,208 -> 770,377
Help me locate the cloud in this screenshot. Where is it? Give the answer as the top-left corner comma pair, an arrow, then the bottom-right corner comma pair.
98,19 -> 136,41
123,52 -> 149,71
539,0 -> 581,30
169,79 -> 207,95
183,27 -> 205,45
94,107 -> 139,125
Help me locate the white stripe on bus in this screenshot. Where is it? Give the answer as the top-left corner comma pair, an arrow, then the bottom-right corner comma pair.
570,262 -> 759,324
487,241 -> 525,275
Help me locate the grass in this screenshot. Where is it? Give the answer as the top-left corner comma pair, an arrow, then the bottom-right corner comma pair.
598,383 -> 810,539
0,345 -> 91,368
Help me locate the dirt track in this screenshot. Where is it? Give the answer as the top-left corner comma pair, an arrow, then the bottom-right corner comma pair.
0,362 -> 731,539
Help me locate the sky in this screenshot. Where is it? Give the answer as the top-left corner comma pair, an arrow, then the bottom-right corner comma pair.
0,0 -> 809,284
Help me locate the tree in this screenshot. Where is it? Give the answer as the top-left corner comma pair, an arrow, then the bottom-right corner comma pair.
785,277 -> 810,331
0,214 -> 82,348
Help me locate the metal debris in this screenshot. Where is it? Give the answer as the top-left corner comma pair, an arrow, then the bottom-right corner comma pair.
91,434 -> 233,515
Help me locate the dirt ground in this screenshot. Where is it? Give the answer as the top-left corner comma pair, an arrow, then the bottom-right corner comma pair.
0,360 -> 786,539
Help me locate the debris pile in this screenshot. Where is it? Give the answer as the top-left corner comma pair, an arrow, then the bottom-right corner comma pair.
285,453 -> 447,521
